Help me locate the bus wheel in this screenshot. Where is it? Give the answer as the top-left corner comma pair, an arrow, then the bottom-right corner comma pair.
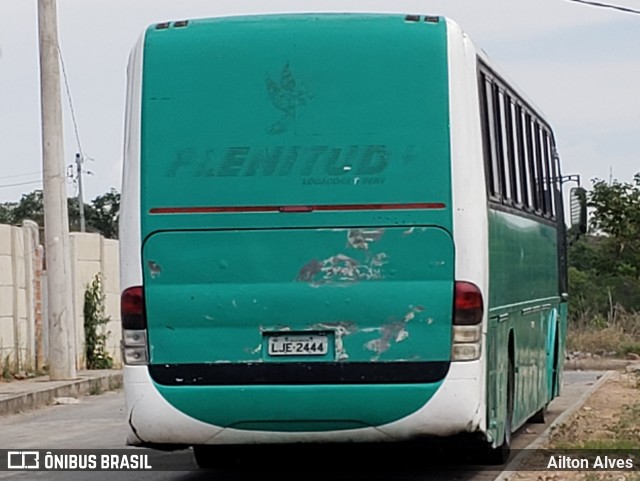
551,335 -> 560,398
193,445 -> 242,470
529,405 -> 547,423
486,354 -> 514,465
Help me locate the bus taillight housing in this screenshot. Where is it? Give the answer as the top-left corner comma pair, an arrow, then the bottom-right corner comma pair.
452,281 -> 483,361
121,286 -> 148,365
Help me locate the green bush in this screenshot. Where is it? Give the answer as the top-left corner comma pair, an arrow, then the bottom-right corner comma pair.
83,274 -> 113,370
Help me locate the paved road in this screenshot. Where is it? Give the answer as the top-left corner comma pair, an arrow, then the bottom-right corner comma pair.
0,371 -> 605,480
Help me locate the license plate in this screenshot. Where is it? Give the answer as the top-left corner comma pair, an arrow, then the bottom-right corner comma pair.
267,334 -> 329,356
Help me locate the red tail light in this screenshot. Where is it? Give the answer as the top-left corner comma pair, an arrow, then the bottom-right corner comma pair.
454,281 -> 483,325
121,286 -> 146,329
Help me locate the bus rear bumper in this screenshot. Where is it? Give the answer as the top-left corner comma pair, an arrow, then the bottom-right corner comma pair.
124,366 -> 222,447
123,361 -> 484,446
376,360 -> 484,439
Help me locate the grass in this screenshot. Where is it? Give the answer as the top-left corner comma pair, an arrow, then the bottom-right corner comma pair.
108,375 -> 123,391
89,383 -> 104,396
559,439 -> 640,449
550,397 -> 640,450
567,309 -> 640,356
530,367 -> 640,480
620,341 -> 640,357
548,366 -> 640,451
88,374 -> 122,396
616,402 -> 640,441
2,355 -> 12,381
567,325 -> 640,356
583,474 -> 640,481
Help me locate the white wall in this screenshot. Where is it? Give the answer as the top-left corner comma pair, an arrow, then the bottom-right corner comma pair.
70,232 -> 122,369
0,223 -> 38,373
0,224 -> 121,373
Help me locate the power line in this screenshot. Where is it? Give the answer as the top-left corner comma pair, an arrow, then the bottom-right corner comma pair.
57,44 -> 84,158
0,179 -> 42,189
565,0 -> 640,14
57,41 -> 90,225
0,171 -> 41,180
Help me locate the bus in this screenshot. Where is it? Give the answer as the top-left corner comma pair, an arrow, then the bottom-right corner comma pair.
120,13 -> 570,467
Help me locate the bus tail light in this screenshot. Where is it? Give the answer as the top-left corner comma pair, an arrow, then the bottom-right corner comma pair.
121,286 -> 148,365
452,281 -> 483,361
122,286 -> 146,329
453,281 -> 483,325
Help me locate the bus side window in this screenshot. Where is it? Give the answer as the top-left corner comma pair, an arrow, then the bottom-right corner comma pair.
542,130 -> 556,219
506,98 -> 521,206
513,102 -> 528,209
525,115 -> 540,213
518,108 -> 533,211
496,89 -> 513,205
533,122 -> 546,216
480,75 -> 501,201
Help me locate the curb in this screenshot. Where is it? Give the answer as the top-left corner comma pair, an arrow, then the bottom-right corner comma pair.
0,371 -> 123,418
494,370 -> 614,481
564,358 -> 634,372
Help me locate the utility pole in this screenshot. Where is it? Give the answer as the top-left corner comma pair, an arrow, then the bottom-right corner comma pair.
38,0 -> 76,380
76,153 -> 85,232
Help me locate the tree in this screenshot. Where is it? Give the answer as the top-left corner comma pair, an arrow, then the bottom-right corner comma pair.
0,188 -> 120,239
568,173 -> 640,324
67,196 -> 94,233
588,174 -> 640,278
87,189 -> 120,239
11,190 -> 45,226
0,202 -> 15,224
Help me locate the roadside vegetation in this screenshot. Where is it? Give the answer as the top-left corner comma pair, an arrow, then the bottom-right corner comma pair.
568,173 -> 640,358
84,273 -> 113,370
549,370 -> 640,450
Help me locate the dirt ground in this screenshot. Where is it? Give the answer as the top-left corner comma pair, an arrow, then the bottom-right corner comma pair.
510,363 -> 640,481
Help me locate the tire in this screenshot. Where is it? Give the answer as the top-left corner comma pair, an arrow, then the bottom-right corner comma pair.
551,336 -> 560,398
193,445 -> 243,470
529,405 -> 547,424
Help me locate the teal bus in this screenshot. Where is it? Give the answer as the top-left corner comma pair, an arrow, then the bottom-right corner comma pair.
120,13 -> 569,466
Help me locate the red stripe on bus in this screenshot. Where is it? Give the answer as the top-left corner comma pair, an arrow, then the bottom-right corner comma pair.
149,203 -> 446,214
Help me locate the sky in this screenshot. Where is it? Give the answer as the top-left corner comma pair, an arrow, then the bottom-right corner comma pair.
0,0 -> 639,204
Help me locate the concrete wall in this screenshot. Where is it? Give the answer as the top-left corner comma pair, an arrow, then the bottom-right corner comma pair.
0,224 -> 121,374
70,232 -> 121,369
0,222 -> 39,373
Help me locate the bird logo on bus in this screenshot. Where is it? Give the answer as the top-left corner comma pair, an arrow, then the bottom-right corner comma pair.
265,62 -> 313,134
